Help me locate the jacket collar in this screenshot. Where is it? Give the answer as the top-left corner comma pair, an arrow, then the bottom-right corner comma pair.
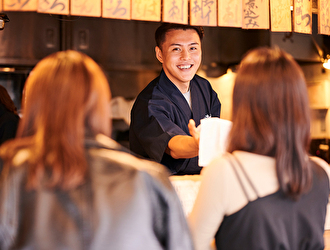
85,134 -> 132,154
158,70 -> 194,119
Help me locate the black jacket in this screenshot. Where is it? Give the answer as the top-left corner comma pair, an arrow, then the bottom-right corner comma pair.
0,103 -> 19,146
0,134 -> 194,250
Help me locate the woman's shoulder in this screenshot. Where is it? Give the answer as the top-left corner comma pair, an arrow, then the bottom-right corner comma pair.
310,155 -> 330,169
310,156 -> 330,183
200,153 -> 239,184
202,151 -> 278,198
0,148 -> 30,174
0,150 -> 29,188
202,151 -> 275,177
87,134 -> 173,188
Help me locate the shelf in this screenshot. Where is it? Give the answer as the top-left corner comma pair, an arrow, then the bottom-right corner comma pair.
310,106 -> 329,110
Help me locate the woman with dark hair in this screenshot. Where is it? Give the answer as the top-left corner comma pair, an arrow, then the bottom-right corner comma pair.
0,50 -> 193,250
188,47 -> 330,250
0,85 -> 19,145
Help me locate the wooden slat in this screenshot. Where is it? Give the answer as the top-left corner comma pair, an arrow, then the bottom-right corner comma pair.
218,0 -> 242,27
131,0 -> 161,22
242,0 -> 270,29
71,0 -> 101,17
318,0 -> 330,35
270,0 -> 292,32
102,0 -> 131,20
190,0 -> 217,26
163,0 -> 188,24
38,0 -> 69,15
4,0 -> 37,11
294,0 -> 312,34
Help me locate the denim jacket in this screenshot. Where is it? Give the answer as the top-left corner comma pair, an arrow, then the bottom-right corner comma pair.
0,135 -> 193,250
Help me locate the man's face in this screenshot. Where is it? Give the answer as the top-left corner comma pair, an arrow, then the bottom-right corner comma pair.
155,29 -> 202,91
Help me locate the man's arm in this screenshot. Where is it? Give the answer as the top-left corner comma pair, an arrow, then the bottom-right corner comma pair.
166,120 -> 200,159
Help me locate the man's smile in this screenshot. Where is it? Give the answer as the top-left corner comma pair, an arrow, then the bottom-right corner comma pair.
178,64 -> 193,69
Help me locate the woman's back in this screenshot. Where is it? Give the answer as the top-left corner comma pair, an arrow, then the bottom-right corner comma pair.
189,46 -> 330,250
189,151 -> 330,250
216,153 -> 329,250
0,136 -> 193,250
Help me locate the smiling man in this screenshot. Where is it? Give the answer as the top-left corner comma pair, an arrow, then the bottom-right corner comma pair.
129,23 -> 221,175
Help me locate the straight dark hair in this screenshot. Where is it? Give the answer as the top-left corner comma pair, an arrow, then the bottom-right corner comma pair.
155,23 -> 204,49
227,47 -> 312,200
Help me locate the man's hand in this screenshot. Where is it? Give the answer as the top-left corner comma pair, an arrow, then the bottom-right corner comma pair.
166,119 -> 201,159
188,119 -> 201,147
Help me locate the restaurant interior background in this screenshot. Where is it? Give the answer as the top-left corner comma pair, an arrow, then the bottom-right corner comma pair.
0,6 -> 330,163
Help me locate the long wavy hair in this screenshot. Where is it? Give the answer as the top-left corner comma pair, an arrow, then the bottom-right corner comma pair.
0,50 -> 111,190
227,47 -> 312,200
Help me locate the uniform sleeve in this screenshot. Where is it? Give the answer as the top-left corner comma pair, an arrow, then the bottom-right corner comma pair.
210,87 -> 221,118
0,116 -> 19,145
194,75 -> 221,119
130,97 -> 188,162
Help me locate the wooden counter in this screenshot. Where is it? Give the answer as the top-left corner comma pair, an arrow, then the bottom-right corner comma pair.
325,231 -> 330,249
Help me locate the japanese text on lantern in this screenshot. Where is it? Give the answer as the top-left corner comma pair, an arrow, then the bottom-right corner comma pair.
294,0 -> 312,34
4,0 -> 37,11
163,0 -> 188,24
243,0 -> 269,29
270,0 -> 291,32
103,0 -> 130,20
218,0 -> 242,27
190,0 -> 217,26
71,0 -> 101,17
38,0 -> 69,15
319,0 -> 330,35
131,0 -> 161,22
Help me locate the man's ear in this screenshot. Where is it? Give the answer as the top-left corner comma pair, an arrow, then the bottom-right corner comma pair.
155,46 -> 163,64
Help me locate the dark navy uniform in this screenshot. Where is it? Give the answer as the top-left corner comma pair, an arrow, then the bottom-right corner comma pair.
129,70 -> 221,175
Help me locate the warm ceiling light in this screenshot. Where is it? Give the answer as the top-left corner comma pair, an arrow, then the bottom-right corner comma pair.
0,67 -> 14,72
0,13 -> 10,31
323,56 -> 330,70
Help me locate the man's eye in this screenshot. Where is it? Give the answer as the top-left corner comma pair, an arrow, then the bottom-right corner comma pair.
190,47 -> 197,51
173,48 -> 180,51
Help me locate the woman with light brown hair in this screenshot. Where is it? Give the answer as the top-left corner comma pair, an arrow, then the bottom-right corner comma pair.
0,50 -> 193,250
188,47 -> 330,250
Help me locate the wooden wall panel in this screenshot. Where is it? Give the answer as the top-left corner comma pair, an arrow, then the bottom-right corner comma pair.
190,0 -> 217,26
218,0 -> 242,27
103,0 -> 131,20
319,0 -> 330,35
4,0 -> 37,11
294,0 -> 312,34
242,0 -> 269,29
131,0 -> 161,22
163,0 -> 188,24
270,0 -> 291,32
71,0 -> 101,17
38,0 -> 69,15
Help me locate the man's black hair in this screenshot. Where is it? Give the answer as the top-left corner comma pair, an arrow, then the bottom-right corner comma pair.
155,23 -> 204,49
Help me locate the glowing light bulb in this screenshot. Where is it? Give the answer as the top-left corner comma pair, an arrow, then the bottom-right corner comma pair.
323,59 -> 330,70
